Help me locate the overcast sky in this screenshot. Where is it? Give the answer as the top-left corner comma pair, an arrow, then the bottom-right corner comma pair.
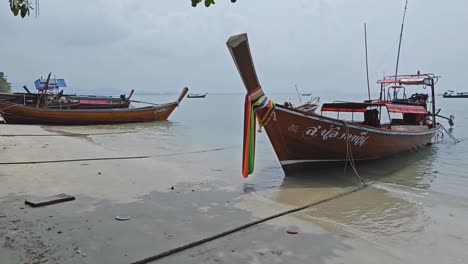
1,0 -> 466,95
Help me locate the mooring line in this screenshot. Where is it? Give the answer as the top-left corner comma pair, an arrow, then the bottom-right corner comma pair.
0,146 -> 236,165
129,182 -> 371,264
440,124 -> 460,143
0,156 -> 150,165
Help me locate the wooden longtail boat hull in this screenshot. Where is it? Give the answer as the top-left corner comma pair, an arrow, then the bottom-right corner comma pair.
187,93 -> 207,98
258,105 -> 440,172
0,87 -> 188,125
226,33 -> 441,175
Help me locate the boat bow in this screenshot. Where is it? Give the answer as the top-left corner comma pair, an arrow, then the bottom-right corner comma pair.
227,34 -> 285,177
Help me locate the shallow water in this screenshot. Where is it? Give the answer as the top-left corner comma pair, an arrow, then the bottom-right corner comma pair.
45,91 -> 468,262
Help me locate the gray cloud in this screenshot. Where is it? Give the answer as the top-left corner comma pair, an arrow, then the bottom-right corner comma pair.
1,0 -> 467,95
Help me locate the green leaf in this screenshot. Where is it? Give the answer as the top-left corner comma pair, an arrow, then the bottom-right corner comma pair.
205,0 -> 215,7
11,5 -> 19,16
191,0 -> 201,7
20,4 -> 28,18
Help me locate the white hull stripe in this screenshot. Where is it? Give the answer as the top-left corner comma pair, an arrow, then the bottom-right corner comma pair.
277,107 -> 440,136
280,159 -> 370,165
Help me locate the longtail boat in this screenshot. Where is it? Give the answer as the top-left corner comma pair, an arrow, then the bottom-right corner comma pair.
0,75 -> 133,109
187,92 -> 208,98
0,92 -> 132,109
226,33 -> 444,177
295,96 -> 320,114
0,87 -> 188,125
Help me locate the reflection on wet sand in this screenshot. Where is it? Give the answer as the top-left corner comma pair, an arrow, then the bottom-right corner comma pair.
43,120 -> 177,137
42,121 -> 183,151
269,146 -> 438,241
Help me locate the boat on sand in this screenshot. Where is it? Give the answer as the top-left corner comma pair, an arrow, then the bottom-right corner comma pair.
0,87 -> 188,125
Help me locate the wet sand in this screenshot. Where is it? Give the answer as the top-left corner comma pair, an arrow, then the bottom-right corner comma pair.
1,123 -> 467,264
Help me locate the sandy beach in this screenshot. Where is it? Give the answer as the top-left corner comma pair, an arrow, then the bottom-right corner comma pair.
0,124 -> 359,264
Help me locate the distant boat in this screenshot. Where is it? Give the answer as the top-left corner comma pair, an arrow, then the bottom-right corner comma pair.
443,90 -> 468,98
0,87 -> 188,125
301,93 -> 312,96
187,92 -> 207,98
295,96 -> 320,114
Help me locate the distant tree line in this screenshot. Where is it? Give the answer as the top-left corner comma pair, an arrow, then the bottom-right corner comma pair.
7,0 -> 237,18
0,72 -> 12,93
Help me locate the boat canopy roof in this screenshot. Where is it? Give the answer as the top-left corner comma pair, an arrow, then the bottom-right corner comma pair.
377,73 -> 438,86
34,78 -> 67,90
321,102 -> 428,114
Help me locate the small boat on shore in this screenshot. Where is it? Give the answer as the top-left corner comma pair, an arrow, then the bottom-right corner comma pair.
0,87 -> 188,125
187,92 -> 207,98
227,33 -> 446,177
443,90 -> 468,98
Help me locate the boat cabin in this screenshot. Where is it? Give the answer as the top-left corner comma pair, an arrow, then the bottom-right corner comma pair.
35,77 -> 67,91
320,101 -> 431,131
319,73 -> 438,131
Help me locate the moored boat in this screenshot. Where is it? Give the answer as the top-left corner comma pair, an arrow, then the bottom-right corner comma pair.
443,90 -> 468,98
0,92 -> 132,109
294,96 -> 320,114
226,33 -> 444,177
0,75 -> 133,109
187,92 -> 207,98
0,87 -> 188,125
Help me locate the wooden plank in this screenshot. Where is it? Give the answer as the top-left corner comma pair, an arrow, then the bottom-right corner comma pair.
25,193 -> 75,208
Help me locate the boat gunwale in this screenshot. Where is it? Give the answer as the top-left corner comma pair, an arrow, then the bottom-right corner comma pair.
276,104 -> 441,136
0,101 -> 177,113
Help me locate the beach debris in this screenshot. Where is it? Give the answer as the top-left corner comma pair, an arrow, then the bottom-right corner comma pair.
170,186 -> 175,190
115,216 -> 132,221
98,172 -> 102,175
286,229 -> 299,234
25,193 -> 75,208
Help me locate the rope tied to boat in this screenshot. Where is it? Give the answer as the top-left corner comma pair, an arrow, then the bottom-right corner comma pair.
439,123 -> 460,143
242,86 -> 275,177
342,120 -> 367,186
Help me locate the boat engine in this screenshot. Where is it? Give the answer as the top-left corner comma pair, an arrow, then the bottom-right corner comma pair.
408,93 -> 429,106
